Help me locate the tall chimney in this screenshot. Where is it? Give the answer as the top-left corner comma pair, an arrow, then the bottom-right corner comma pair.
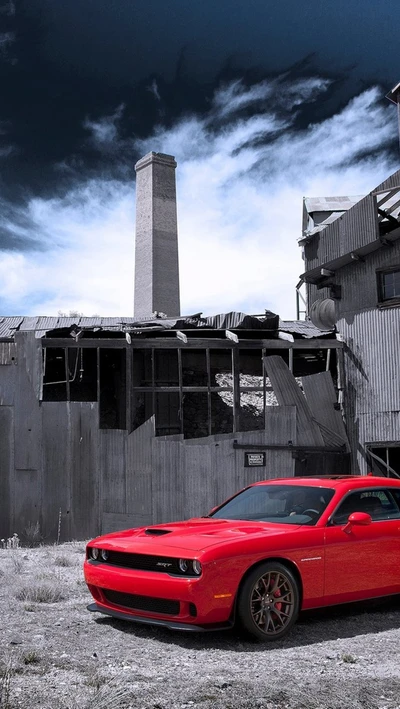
134,152 -> 181,318
386,82 -> 400,150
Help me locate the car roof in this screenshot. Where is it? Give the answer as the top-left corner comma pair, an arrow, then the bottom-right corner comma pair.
252,476 -> 400,490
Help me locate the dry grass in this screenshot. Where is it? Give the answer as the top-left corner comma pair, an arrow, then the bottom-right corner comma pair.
15,581 -> 65,604
53,554 -> 74,568
0,658 -> 12,709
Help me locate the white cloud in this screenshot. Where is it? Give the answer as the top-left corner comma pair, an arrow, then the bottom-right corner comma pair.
0,77 -> 398,318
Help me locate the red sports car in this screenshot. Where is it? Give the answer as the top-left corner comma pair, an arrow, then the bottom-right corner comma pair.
84,475 -> 400,641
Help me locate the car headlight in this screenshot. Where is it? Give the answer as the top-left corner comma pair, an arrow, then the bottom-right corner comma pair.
192,560 -> 202,576
91,547 -> 99,560
178,559 -> 189,572
100,549 -> 109,561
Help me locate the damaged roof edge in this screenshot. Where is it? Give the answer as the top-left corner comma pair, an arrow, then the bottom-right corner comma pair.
0,311 -> 334,341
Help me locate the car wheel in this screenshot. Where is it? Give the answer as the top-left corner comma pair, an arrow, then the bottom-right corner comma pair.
237,562 -> 300,641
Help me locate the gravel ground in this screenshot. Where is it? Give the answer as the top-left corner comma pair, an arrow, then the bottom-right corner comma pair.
1,543 -> 400,709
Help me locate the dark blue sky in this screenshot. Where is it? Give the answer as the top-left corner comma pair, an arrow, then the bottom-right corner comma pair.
0,0 -> 399,316
0,0 -> 399,248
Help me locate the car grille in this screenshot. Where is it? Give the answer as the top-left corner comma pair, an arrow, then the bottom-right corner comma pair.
95,551 -> 181,574
102,589 -> 180,616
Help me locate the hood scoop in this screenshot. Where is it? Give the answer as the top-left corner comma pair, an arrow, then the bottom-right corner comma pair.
144,528 -> 172,536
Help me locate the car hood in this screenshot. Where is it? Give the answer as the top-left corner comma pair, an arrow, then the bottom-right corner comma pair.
91,518 -> 301,554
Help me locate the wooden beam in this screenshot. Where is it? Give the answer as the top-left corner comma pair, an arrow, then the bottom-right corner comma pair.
226,330 -> 239,343
263,355 -> 325,447
41,337 -> 342,350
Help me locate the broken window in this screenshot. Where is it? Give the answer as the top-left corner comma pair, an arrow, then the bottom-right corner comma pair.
42,347 -> 97,402
99,349 -> 126,429
377,267 -> 400,304
367,445 -> 400,478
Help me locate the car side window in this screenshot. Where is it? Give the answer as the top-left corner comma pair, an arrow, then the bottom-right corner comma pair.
331,489 -> 400,525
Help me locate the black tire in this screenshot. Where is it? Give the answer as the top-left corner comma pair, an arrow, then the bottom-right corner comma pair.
237,561 -> 300,641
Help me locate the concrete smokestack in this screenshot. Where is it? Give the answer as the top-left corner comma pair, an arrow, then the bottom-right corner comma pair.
134,152 -> 181,318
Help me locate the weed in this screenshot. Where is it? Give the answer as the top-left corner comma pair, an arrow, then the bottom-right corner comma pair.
1,534 -> 20,550
54,554 -> 73,567
0,657 -> 12,709
23,521 -> 42,546
10,552 -> 23,574
341,653 -> 357,664
15,582 -> 65,603
21,650 -> 40,665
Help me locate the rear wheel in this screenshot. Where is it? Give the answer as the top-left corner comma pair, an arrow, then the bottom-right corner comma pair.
237,562 -> 300,641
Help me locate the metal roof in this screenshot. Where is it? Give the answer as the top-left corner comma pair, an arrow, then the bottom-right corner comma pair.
0,314 -> 333,341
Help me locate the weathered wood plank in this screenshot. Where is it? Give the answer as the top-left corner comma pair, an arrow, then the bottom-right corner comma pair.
14,332 -> 42,470
70,403 -> 100,539
0,342 -> 16,365
125,416 -> 154,525
100,430 -> 127,515
41,403 -> 72,541
102,512 -> 148,534
0,365 -> 16,405
301,372 -> 350,450
263,356 -> 325,447
0,407 -> 13,538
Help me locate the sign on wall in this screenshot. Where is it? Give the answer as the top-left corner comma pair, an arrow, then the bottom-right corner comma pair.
244,452 -> 266,467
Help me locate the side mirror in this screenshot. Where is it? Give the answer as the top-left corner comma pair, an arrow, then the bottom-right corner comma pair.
343,511 -> 371,534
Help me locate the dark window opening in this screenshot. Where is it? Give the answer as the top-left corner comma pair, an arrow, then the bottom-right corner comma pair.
99,349 -> 126,429
367,445 -> 400,478
130,346 -> 336,440
42,347 -> 97,402
377,267 -> 400,304
156,393 -> 180,436
183,392 -> 208,439
42,347 -> 67,401
69,349 -> 97,402
182,350 -> 207,387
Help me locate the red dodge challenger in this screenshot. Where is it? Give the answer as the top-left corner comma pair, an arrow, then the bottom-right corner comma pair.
84,475 -> 400,641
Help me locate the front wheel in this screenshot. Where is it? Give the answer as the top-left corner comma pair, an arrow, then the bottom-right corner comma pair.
237,562 -> 300,641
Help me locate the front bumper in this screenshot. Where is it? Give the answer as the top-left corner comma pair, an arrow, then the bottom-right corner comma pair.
87,602 -> 234,632
84,558 -> 236,627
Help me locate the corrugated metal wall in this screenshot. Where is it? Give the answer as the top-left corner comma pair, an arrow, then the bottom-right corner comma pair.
304,169 -> 400,475
0,332 -> 297,541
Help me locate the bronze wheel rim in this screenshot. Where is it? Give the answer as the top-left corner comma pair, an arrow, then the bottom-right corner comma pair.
250,570 -> 295,636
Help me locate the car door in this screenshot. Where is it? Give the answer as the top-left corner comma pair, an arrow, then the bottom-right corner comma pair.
323,487 -> 400,604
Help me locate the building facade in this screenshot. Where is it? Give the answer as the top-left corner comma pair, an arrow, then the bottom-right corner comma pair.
301,169 -> 400,477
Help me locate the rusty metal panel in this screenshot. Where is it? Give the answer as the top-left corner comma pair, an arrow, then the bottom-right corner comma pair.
125,416 -> 154,524
0,406 -> 13,538
41,403 -> 72,541
302,372 -> 349,449
264,356 -> 325,446
100,429 -> 127,515
69,403 -> 100,538
14,332 -> 42,470
0,342 -> 16,365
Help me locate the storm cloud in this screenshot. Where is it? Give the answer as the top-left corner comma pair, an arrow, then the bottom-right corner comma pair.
0,0 -> 399,315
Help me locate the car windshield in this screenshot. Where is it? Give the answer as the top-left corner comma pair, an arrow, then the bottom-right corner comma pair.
210,484 -> 335,525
